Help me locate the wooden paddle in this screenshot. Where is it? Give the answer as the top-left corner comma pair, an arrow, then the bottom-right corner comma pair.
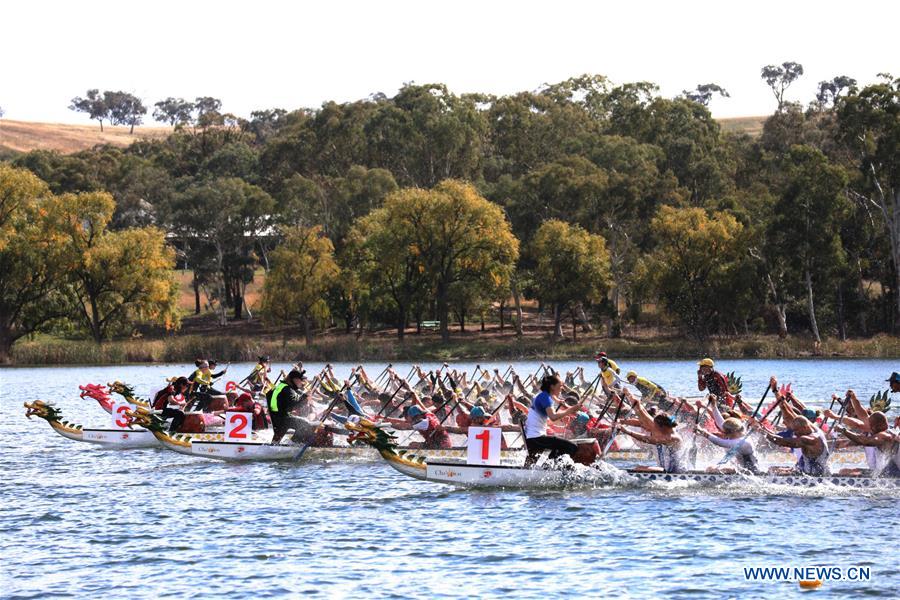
295,373 -> 357,461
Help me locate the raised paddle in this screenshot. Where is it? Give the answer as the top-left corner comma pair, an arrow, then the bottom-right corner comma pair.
688,402 -> 708,468
600,394 -> 627,457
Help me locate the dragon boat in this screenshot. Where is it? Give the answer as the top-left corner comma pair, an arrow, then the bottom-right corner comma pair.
24,400 -> 159,449
345,418 -> 900,490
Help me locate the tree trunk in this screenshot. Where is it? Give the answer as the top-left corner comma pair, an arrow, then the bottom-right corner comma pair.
192,274 -> 201,315
397,304 -> 407,340
856,259 -> 868,335
480,313 -> 485,332
805,269 -> 821,344
89,295 -> 103,344
765,273 -> 788,338
511,277 -> 524,339
572,312 -> 577,342
553,304 -> 564,339
99,119 -> 104,132
459,308 -> 466,332
437,284 -> 450,342
302,315 -> 313,345
0,327 -> 13,364
498,300 -> 505,331
233,285 -> 243,320
574,302 -> 593,332
836,284 -> 847,341
129,120 -> 135,134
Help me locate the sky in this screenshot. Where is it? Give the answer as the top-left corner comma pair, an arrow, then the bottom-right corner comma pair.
1,0 -> 897,124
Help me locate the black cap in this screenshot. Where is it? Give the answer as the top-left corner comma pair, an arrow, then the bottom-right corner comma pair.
287,369 -> 306,382
259,355 -> 270,363
887,372 -> 900,384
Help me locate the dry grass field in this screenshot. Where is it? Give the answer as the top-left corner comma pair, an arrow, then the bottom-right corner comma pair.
718,115 -> 767,137
0,119 -> 172,154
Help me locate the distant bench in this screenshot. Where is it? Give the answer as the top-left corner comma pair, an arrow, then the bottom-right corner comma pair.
421,320 -> 440,331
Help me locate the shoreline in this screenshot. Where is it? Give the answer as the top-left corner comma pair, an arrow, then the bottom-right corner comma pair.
6,332 -> 900,366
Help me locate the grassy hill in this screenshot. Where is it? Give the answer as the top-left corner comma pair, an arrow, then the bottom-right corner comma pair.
0,119 -> 172,155
718,115 -> 767,137
1,115 -> 768,157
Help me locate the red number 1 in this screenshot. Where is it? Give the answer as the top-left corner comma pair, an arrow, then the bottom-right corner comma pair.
229,414 -> 248,439
475,429 -> 491,460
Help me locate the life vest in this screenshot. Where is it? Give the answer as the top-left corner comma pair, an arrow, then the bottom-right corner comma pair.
152,388 -> 171,410
268,382 -> 288,413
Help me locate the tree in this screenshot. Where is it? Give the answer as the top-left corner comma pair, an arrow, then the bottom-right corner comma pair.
69,89 -> 108,131
0,166 -> 71,361
641,206 -> 749,341
262,226 -> 339,344
104,91 -> 146,133
768,146 -> 849,343
836,75 -> 900,326
761,62 -> 804,111
194,96 -> 223,128
815,76 -> 857,108
167,177 -> 275,322
682,83 -> 730,106
153,97 -> 194,127
349,181 -> 518,340
42,190 -> 177,343
530,220 -> 612,339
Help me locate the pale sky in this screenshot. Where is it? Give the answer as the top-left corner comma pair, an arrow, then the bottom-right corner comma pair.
1,0 -> 897,124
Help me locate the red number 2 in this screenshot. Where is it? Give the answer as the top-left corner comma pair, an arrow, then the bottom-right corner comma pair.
475,429 -> 491,460
229,414 -> 249,439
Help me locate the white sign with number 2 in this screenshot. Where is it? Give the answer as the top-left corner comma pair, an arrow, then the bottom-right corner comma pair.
225,412 -> 252,441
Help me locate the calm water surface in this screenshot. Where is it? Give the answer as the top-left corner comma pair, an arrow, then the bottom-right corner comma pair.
1,359 -> 898,599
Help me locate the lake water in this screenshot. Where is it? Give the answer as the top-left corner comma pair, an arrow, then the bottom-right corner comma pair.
1,359 -> 898,598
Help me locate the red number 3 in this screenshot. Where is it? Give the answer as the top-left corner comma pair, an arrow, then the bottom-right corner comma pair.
115,405 -> 130,428
229,414 -> 248,439
475,429 -> 491,460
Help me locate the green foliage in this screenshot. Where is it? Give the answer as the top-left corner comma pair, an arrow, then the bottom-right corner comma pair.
261,225 -> 340,343
640,206 -> 750,341
530,220 -> 612,335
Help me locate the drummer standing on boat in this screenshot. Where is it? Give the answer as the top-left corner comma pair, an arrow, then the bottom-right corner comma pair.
524,374 -> 587,463
697,358 -> 730,405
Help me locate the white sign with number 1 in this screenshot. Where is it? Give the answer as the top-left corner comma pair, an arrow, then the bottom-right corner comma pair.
225,412 -> 252,441
467,426 -> 502,466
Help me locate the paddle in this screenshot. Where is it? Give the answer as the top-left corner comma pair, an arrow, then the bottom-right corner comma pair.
688,403 -> 708,468
295,373 -> 357,461
600,394 -> 627,457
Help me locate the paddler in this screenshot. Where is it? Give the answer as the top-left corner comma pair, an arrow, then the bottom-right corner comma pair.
887,372 -> 900,394
523,374 -> 587,464
246,356 -> 273,394
761,416 -> 831,476
619,390 -> 686,473
625,370 -> 667,405
594,351 -> 622,393
381,393 -> 452,449
229,392 -> 269,431
694,416 -> 760,474
836,411 -> 900,477
151,376 -> 189,433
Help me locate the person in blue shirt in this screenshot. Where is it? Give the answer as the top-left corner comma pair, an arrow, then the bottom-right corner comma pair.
523,374 -> 586,465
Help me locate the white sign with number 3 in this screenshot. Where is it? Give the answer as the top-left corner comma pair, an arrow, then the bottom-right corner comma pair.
467,426 -> 502,466
225,412 -> 252,441
111,402 -> 133,430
